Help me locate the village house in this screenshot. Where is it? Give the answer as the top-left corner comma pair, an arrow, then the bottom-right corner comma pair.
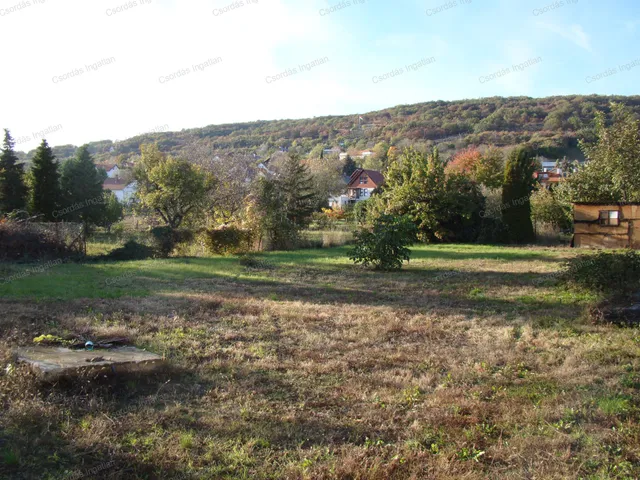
346,169 -> 384,204
103,178 -> 137,204
573,202 -> 640,249
96,163 -> 120,178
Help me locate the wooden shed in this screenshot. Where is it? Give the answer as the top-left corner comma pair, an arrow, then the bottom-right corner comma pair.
573,202 -> 640,249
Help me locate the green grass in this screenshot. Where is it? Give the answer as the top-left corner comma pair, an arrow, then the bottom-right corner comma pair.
1,243 -> 638,479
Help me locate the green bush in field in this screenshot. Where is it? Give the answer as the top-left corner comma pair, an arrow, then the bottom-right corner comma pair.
203,226 -> 252,255
564,250 -> 640,295
350,214 -> 417,271
106,240 -> 155,261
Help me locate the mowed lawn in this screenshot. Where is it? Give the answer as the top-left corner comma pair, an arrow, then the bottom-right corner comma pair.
1,245 -> 639,479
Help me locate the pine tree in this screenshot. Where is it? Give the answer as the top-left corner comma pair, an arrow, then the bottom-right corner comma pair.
30,139 -> 62,221
502,147 -> 537,243
342,155 -> 357,176
60,145 -> 106,229
0,129 -> 28,214
278,153 -> 315,228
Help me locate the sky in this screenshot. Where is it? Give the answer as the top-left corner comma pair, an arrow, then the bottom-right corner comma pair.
1,0 -> 639,152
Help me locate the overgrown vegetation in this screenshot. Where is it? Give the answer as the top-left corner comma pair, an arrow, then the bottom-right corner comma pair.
564,249 -> 640,296
1,244 -> 638,479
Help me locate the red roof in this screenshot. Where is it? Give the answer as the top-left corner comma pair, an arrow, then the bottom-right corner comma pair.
96,163 -> 117,171
347,169 -> 384,188
103,178 -> 129,191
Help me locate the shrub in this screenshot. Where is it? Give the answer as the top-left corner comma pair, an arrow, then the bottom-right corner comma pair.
349,214 -> 417,271
203,226 -> 253,255
150,227 -> 194,258
0,220 -> 74,261
105,240 -> 155,261
564,250 -> 640,296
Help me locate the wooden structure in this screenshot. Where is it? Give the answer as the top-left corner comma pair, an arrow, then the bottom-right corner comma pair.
573,203 -> 640,249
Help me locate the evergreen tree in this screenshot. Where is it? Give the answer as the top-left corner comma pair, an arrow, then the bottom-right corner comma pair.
256,154 -> 315,250
60,145 -> 107,229
501,147 -> 537,243
279,153 -> 315,228
30,139 -> 62,221
342,155 -> 357,176
0,129 -> 28,214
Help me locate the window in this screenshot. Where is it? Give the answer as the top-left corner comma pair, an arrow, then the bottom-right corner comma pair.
359,175 -> 368,184
599,210 -> 620,226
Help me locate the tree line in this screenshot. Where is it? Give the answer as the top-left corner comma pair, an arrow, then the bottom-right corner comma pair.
0,129 -> 123,230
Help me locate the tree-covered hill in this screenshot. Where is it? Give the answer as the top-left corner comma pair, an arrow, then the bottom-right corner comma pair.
18,95 -> 640,164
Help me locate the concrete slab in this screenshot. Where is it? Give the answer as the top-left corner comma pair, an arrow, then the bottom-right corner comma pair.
16,345 -> 164,380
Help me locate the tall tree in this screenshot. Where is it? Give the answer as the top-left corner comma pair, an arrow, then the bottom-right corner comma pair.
502,147 -> 537,243
134,143 -> 215,229
279,153 -> 315,227
382,148 -> 484,242
60,145 -> 107,228
0,129 -> 28,214
569,102 -> 640,202
255,154 -> 315,250
30,139 -> 63,221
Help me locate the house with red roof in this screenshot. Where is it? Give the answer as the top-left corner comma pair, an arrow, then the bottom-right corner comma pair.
346,169 -> 384,203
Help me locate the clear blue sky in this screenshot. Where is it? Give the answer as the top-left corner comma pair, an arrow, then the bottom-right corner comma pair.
1,0 -> 638,151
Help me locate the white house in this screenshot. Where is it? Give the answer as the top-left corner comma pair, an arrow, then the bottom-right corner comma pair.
96,163 -> 120,178
103,178 -> 137,203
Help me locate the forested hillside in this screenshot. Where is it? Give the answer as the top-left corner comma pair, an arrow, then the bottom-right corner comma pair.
18,95 -> 640,164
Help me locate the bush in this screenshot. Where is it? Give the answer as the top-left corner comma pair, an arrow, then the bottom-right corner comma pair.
349,214 -> 417,271
0,221 -> 75,261
150,227 -> 194,258
564,250 -> 640,296
203,226 -> 253,256
477,217 -> 510,244
105,240 -> 155,261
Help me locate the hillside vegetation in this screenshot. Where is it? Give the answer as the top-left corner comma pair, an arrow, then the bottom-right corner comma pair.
18,95 -> 640,165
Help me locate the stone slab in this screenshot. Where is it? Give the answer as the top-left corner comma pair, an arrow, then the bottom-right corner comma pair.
16,345 -> 164,380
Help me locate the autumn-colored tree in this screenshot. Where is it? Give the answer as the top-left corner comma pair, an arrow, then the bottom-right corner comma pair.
446,147 -> 482,176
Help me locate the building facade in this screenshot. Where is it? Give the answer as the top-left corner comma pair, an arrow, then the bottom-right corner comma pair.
573,203 -> 640,249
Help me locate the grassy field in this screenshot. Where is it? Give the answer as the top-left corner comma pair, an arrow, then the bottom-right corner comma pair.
1,244 -> 639,479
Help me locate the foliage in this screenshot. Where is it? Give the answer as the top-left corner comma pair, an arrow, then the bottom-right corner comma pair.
349,214 -> 417,270
502,147 -> 537,243
149,226 -> 194,258
203,226 -> 253,255
568,102 -> 640,202
255,154 -> 316,250
0,220 -> 73,261
29,140 -> 62,222
0,130 -> 28,214
59,145 -> 107,230
564,250 -> 640,296
306,153 -> 345,210
342,155 -> 357,176
446,147 -> 482,176
134,144 -> 216,230
382,148 -> 484,243
530,187 -> 572,231
100,192 -> 124,233
105,240 -> 156,261
475,146 -> 505,189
